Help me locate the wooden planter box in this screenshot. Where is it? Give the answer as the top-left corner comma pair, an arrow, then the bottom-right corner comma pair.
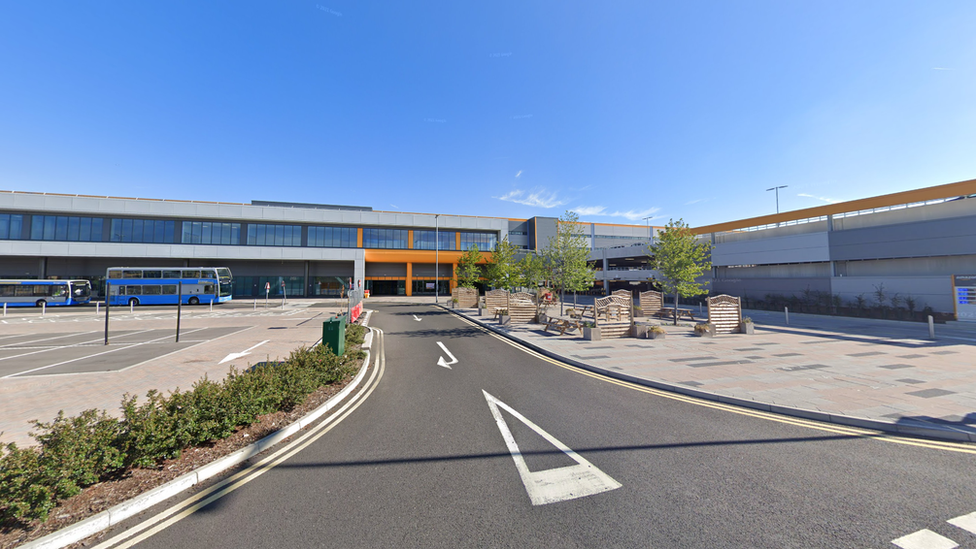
583,326 -> 602,341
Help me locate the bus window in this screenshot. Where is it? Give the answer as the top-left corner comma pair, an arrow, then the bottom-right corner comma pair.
143,270 -> 162,279
162,285 -> 177,295
108,270 -> 123,279
163,270 -> 182,279
142,285 -> 161,295
183,270 -> 201,278
204,284 -> 214,294
51,286 -> 66,297
15,286 -> 32,297
123,270 -> 142,279
126,285 -> 142,295
0,286 -> 13,297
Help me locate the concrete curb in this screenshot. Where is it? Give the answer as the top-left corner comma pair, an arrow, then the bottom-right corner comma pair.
22,325 -> 376,549
444,306 -> 976,444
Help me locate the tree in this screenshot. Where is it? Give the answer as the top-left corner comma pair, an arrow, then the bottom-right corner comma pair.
515,251 -> 546,292
541,210 -> 595,315
484,237 -> 520,291
648,218 -> 712,324
456,244 -> 483,288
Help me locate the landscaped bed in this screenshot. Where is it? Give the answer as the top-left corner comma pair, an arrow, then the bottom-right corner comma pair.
0,322 -> 369,548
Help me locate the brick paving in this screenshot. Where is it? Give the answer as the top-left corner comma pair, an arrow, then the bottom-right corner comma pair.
0,302 -> 343,448
453,305 -> 976,441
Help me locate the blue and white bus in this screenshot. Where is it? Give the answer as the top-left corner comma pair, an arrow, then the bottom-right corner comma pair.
0,279 -> 93,307
106,267 -> 233,306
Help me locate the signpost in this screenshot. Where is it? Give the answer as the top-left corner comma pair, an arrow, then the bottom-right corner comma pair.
954,275 -> 976,322
265,281 -> 270,308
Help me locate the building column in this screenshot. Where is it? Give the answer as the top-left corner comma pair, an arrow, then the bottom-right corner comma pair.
39,257 -> 47,279
602,249 -> 609,296
406,262 -> 413,296
303,261 -> 309,298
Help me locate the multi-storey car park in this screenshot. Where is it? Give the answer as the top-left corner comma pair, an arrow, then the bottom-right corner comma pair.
1,176 -> 974,319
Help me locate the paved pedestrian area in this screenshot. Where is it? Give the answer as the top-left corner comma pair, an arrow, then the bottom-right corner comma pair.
452,305 -> 976,442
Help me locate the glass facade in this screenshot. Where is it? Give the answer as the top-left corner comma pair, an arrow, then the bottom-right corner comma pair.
109,218 -> 173,243
232,275 -> 304,297
308,226 -> 357,248
363,228 -> 408,249
411,279 -> 450,296
413,230 -> 456,250
181,221 -> 240,245
0,214 -> 25,240
247,224 -> 302,246
30,215 -> 104,242
460,232 -> 497,251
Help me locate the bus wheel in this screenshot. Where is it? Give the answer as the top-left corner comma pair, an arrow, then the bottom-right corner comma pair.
188,297 -> 199,305
128,298 -> 139,307
35,300 -> 46,307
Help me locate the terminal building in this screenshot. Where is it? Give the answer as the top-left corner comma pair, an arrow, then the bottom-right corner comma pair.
1,177 -> 974,318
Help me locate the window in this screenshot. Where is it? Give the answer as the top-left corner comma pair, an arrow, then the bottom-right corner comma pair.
509,230 -> 527,235
246,224 -> 301,246
0,214 -> 25,240
413,230 -> 456,250
363,228 -> 408,249
110,218 -> 174,243
181,221 -> 241,245
460,232 -> 497,251
143,270 -> 162,279
308,226 -> 358,248
142,285 -> 162,295
123,270 -> 143,279
30,215 -> 103,241
162,285 -> 178,295
182,270 -> 202,278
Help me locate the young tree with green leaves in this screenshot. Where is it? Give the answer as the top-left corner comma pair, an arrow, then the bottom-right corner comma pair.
484,237 -> 520,290
456,244 -> 483,288
648,218 -> 713,324
541,210 -> 595,315
515,251 -> 546,292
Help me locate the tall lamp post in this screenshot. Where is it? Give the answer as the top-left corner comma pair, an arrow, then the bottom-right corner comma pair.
766,185 -> 788,214
435,214 -> 439,304
643,215 -> 654,242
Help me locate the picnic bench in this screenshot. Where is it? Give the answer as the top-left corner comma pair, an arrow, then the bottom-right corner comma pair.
542,316 -> 582,335
658,306 -> 695,321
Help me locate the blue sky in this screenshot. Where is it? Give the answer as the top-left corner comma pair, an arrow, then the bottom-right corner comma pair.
2,2 -> 974,227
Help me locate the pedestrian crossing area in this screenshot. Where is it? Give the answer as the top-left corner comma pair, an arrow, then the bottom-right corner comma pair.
893,511 -> 976,548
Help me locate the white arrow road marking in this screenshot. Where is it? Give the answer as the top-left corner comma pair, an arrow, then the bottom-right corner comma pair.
219,340 -> 270,364
436,341 -> 457,369
483,390 -> 621,506
413,315 -> 422,321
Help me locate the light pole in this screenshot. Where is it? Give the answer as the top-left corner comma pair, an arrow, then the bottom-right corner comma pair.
766,185 -> 788,214
643,215 -> 654,242
435,214 -> 439,304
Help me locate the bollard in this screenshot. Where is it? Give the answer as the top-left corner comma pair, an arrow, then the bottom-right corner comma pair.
42,302 -> 46,317
96,302 -> 100,315
253,298 -> 256,311
3,303 -> 6,317
928,315 -> 935,340
130,301 -> 134,313
210,299 -> 213,312
785,306 -> 789,325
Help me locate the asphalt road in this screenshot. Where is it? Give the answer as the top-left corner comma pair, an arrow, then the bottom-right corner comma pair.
93,302 -> 976,548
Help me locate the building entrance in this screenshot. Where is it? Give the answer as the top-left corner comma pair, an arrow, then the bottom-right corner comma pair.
366,280 -> 405,296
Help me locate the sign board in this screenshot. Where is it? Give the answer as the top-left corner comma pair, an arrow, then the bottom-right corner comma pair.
426,282 -> 435,290
265,282 -> 270,291
955,275 -> 976,322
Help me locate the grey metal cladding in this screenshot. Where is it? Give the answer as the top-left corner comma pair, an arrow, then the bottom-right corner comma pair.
711,232 -> 831,267
533,217 -> 558,249
829,215 -> 976,261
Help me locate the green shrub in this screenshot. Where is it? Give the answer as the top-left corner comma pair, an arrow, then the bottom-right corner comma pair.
0,443 -> 48,522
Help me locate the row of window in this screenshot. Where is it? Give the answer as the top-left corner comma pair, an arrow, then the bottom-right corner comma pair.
1,212 -> 499,250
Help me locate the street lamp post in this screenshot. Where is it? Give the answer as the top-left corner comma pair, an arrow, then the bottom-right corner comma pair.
766,185 -> 788,214
643,215 -> 654,242
435,214 -> 439,304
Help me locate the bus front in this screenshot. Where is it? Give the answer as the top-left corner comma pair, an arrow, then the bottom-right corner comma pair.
216,268 -> 233,303
68,280 -> 92,305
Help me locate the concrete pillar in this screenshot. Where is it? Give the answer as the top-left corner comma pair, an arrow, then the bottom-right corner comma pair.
303,261 -> 309,298
39,257 -> 47,279
602,249 -> 609,296
354,255 -> 365,295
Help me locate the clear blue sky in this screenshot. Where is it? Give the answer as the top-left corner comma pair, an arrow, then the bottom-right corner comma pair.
2,2 -> 974,227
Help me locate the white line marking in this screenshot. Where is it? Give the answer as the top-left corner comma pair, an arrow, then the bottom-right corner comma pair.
0,329 -> 157,365
0,330 -> 101,349
436,341 -> 457,369
482,390 -> 621,506
5,328 -> 208,378
892,529 -> 959,549
413,314 -> 422,321
219,340 -> 271,364
948,511 -> 976,534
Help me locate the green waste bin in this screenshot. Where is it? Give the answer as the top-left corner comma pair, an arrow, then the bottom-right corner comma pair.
322,315 -> 346,355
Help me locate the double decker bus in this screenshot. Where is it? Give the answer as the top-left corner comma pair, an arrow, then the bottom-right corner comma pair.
106,267 -> 233,306
0,279 -> 92,307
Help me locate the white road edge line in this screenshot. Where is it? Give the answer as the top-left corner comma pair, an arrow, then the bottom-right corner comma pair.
482,390 -> 621,506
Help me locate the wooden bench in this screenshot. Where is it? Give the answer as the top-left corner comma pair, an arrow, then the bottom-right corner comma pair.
659,307 -> 695,321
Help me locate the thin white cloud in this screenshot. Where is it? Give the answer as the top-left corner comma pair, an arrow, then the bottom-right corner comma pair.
515,170 -> 522,178
576,184 -> 594,192
572,206 -> 606,216
390,204 -> 399,209
495,189 -> 564,208
571,206 -> 662,221
932,67 -> 954,71
684,198 -> 709,205
798,193 -> 839,204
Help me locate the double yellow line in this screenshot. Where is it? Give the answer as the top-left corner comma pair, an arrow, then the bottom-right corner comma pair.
92,328 -> 387,549
451,312 -> 976,455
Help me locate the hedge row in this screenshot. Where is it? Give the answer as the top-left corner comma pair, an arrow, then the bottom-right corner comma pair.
0,323 -> 367,524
